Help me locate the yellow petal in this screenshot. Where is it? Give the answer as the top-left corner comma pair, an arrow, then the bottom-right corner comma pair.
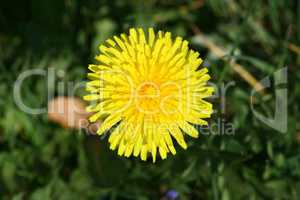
159,146 -> 167,160
125,143 -> 134,157
133,134 -> 143,157
140,145 -> 148,161
97,114 -> 122,135
148,28 -> 155,47
162,130 -> 176,155
83,94 -> 100,101
168,125 -> 188,149
151,142 -> 157,163
117,138 -> 126,156
178,121 -> 199,138
89,112 -> 102,122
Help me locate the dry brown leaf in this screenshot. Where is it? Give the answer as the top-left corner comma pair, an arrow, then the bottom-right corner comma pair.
48,96 -> 99,133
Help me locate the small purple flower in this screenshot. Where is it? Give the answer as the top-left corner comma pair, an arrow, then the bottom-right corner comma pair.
203,60 -> 210,67
165,190 -> 179,200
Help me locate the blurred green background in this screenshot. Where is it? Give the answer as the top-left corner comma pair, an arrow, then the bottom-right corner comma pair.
0,0 -> 300,199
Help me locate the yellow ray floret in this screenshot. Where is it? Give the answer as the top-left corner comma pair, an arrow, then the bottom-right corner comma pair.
84,28 -> 214,162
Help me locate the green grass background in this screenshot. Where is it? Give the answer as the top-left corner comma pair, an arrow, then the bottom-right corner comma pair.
0,0 -> 300,199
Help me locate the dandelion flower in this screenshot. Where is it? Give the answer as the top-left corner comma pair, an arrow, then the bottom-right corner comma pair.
84,28 -> 214,162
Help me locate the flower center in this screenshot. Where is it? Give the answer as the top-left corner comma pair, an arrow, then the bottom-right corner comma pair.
138,82 -> 159,97
135,82 -> 161,114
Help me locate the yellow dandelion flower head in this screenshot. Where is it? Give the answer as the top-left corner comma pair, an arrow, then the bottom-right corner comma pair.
84,28 -> 214,162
